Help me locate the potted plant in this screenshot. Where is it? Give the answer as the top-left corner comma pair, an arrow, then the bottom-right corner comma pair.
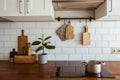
32,34 -> 55,64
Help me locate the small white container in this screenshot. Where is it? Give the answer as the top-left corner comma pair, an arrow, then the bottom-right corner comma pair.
38,54 -> 47,64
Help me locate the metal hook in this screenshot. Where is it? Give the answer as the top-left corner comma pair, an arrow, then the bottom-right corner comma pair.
64,19 -> 65,24
80,19 -> 81,23
58,17 -> 60,21
85,19 -> 87,26
89,16 -> 92,22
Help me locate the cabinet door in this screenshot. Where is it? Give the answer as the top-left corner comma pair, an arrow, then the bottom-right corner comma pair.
3,0 -> 24,16
108,0 -> 120,15
0,0 -> 4,16
25,0 -> 50,16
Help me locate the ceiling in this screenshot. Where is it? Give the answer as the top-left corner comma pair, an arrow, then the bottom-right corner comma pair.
52,0 -> 105,10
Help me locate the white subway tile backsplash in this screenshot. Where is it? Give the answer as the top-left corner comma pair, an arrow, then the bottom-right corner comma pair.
49,22 -> 62,29
0,23 -> 10,29
56,41 -> 69,47
10,35 -> 17,42
114,21 -> 120,28
82,55 -> 96,61
116,35 -> 120,40
49,48 -> 62,54
96,41 -> 109,47
0,30 -> 3,34
55,54 -> 68,60
89,48 -> 102,54
36,22 -> 49,29
0,35 -> 10,41
0,42 -> 4,47
10,22 -> 23,29
89,29 -> 95,34
96,55 -> 109,60
91,35 -> 102,40
68,40 -> 81,47
69,55 -> 82,60
82,41 -> 96,48
110,41 -> 120,47
4,29 -> 16,35
49,35 -> 60,41
102,21 -> 115,29
0,48 -> 10,53
48,54 -> 55,60
88,21 -> 102,28
96,29 -> 109,34
75,22 -> 83,28
28,35 -> 36,43
109,55 -> 120,61
29,29 -> 42,34
4,42 -> 17,48
23,22 -> 35,29
74,28 -> 82,35
0,21 -> 120,61
74,34 -> 81,40
109,29 -> 120,34
76,48 -> 88,54
102,48 -> 111,54
43,29 -> 56,35
62,48 -> 75,54
103,35 -> 116,40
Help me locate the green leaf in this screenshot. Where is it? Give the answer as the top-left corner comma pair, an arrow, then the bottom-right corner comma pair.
38,38 -> 43,40
43,42 -> 51,45
44,36 -> 52,41
32,41 -> 41,45
45,45 -> 55,49
35,46 -> 43,53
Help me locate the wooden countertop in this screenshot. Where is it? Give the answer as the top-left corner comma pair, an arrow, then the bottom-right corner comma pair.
0,61 -> 120,80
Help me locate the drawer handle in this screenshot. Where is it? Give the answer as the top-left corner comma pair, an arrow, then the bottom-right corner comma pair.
19,0 -> 22,14
109,0 -> 112,12
26,0 -> 29,14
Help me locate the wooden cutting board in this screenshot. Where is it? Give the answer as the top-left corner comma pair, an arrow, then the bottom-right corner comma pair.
65,21 -> 74,39
82,25 -> 91,45
18,30 -> 28,55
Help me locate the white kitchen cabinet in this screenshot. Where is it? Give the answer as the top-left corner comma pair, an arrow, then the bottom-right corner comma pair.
0,0 -> 54,21
95,0 -> 120,20
2,0 -> 24,16
0,0 -> 4,15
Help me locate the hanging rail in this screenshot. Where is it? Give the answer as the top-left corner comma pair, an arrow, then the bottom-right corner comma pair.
55,17 -> 95,22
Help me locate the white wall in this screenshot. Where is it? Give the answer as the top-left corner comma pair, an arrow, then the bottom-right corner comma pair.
0,20 -> 120,61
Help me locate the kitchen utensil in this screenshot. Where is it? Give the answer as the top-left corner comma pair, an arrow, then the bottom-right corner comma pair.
56,23 -> 67,41
65,21 -> 74,39
82,25 -> 90,45
18,30 -> 28,55
83,60 -> 105,74
27,43 -> 32,56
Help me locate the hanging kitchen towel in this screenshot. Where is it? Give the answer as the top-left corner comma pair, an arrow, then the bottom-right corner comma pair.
56,23 -> 67,41
65,21 -> 74,39
82,25 -> 91,45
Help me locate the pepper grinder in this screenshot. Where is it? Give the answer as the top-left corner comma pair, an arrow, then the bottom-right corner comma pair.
10,48 -> 17,63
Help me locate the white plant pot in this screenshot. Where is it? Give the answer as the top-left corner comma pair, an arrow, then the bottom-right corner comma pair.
38,54 -> 47,64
